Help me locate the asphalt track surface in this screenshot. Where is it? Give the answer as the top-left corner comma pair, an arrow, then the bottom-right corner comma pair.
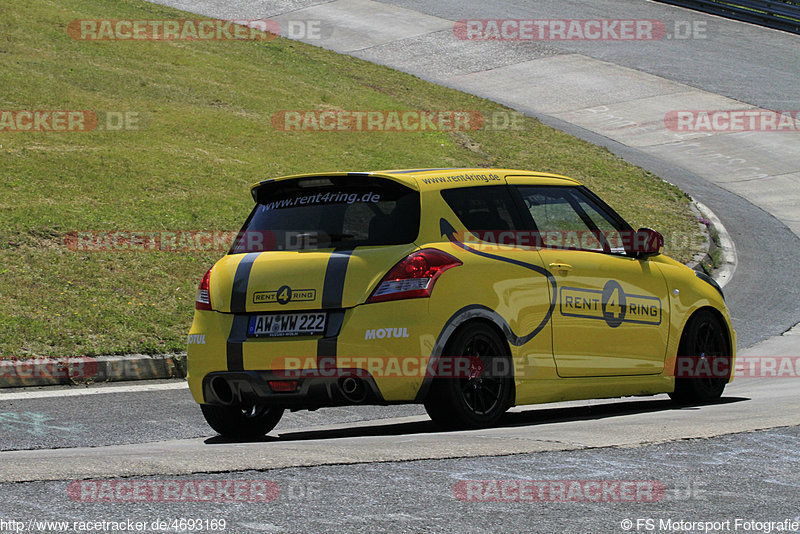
1,381 -> 800,532
1,425 -> 799,533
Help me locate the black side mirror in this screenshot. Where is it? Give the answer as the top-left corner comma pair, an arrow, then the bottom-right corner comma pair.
632,228 -> 663,258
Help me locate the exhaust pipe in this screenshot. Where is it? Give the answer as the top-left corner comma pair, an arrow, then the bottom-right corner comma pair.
339,376 -> 368,403
210,376 -> 235,406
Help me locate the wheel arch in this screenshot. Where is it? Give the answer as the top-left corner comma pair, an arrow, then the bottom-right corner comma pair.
669,304 -> 734,402
442,318 -> 512,357
679,305 -> 733,355
414,305 -> 516,402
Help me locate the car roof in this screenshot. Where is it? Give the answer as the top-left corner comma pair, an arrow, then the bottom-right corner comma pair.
251,168 -> 582,193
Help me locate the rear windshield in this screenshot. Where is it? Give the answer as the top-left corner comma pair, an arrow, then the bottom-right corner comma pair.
231,176 -> 420,252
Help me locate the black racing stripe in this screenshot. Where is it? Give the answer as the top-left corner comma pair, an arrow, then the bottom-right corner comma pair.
226,314 -> 249,372
321,249 -> 353,308
316,338 -> 337,371
317,250 -> 353,367
230,252 -> 260,313
226,252 -> 260,371
317,312 -> 345,366
317,311 -> 346,369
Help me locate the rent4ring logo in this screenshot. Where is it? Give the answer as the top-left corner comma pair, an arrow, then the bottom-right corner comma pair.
560,280 -> 661,328
253,286 -> 316,305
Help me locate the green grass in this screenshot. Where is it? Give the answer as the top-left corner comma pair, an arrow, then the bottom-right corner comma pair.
0,0 -> 702,358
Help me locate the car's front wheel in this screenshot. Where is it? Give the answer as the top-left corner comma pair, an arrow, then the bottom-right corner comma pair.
669,309 -> 731,404
200,403 -> 284,440
424,323 -> 513,429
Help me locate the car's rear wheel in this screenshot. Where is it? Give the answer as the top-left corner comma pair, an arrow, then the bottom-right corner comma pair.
424,323 -> 513,429
669,309 -> 730,404
200,403 -> 284,440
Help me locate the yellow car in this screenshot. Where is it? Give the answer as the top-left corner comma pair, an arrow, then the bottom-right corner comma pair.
187,168 -> 735,438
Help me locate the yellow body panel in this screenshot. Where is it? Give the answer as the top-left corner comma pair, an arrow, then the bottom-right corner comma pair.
541,248 -> 670,377
188,168 -> 735,410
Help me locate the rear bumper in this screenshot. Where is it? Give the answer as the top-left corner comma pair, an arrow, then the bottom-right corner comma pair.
188,299 -> 436,405
202,369 -> 386,409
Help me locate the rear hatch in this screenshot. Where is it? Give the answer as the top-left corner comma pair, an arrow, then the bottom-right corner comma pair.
208,174 -> 420,314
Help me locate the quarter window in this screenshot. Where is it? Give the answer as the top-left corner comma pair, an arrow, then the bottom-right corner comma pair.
440,186 -> 524,244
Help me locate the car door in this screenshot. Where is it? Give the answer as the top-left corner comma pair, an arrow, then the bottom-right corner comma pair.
511,182 -> 670,377
437,185 -> 556,380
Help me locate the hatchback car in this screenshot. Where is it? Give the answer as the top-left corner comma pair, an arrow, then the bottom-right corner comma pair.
187,168 -> 735,438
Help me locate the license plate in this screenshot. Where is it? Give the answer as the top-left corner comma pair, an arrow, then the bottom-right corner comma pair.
247,312 -> 327,337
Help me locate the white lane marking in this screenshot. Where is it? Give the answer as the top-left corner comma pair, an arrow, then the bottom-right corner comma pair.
0,381 -> 188,401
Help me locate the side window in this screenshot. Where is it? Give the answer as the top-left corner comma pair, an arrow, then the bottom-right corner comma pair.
524,190 -> 581,233
574,196 -> 620,235
516,186 -> 626,253
440,186 -> 521,242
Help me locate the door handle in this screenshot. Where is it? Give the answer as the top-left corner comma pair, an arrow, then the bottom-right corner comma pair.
549,262 -> 573,273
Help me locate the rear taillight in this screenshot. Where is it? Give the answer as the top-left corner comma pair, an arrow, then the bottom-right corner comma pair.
195,267 -> 213,311
368,249 -> 462,303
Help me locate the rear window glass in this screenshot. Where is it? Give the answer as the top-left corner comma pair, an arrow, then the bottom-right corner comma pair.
231,176 -> 420,252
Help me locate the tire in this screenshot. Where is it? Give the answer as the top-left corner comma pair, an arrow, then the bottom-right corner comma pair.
200,403 -> 284,440
669,309 -> 731,404
424,323 -> 513,429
